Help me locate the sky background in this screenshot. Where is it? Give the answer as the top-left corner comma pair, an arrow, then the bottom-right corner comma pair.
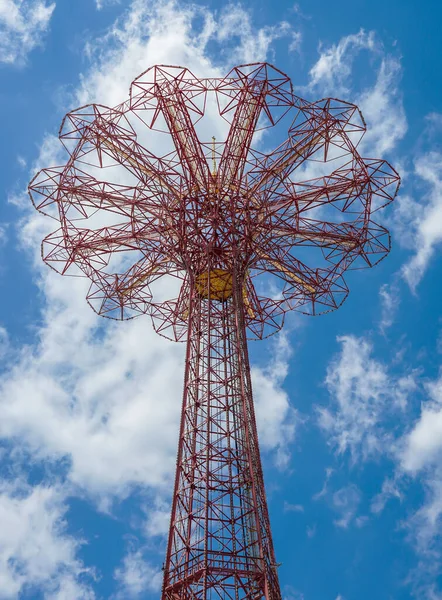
1,0 -> 442,599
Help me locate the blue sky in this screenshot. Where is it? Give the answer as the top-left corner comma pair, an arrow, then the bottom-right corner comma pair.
1,0 -> 442,598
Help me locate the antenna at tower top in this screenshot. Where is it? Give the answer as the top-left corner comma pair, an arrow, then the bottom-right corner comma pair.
211,136 -> 217,177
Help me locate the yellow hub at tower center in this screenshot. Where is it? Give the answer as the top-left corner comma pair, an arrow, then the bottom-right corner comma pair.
195,269 -> 233,301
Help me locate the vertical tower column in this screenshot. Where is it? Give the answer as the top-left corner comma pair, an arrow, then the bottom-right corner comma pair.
162,273 -> 281,600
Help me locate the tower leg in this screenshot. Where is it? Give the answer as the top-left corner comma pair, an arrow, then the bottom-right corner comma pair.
162,276 -> 282,599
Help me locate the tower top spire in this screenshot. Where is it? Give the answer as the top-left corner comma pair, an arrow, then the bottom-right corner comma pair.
211,135 -> 217,178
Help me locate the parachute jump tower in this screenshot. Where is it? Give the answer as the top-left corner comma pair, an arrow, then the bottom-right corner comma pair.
29,63 -> 399,599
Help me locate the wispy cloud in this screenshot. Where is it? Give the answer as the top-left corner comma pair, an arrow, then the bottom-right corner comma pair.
357,55 -> 406,156
114,549 -> 162,598
95,0 -> 120,9
0,479 -> 94,598
401,371 -> 442,474
252,332 -> 298,469
0,0 -> 55,65
308,29 -> 377,96
371,476 -> 402,514
284,501 -> 304,513
399,151 -> 442,290
307,29 -> 406,158
332,484 -> 362,528
379,281 -> 401,333
318,336 -> 415,461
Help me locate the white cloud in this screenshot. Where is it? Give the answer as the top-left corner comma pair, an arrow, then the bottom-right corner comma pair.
0,305 -> 185,499
80,0 -> 220,108
95,0 -> 119,9
283,587 -> 305,600
252,332 -> 298,469
0,0 -> 55,65
114,550 -> 162,598
308,30 -> 377,95
314,475 -> 364,529
46,574 -> 96,600
284,502 -> 304,513
401,372 -> 442,474
379,281 -> 400,333
400,152 -> 442,289
0,326 -> 10,360
407,475 -> 442,553
79,0 -> 297,108
389,192 -> 423,254
352,366 -> 442,597
313,466 -> 334,501
318,336 -> 415,461
371,476 -> 402,514
319,335 -> 389,459
399,472 -> 442,600
306,524 -> 316,538
0,225 -> 8,247
308,30 -> 406,159
288,31 -> 302,54
215,4 -> 293,64
354,367 -> 442,597
0,480 -> 93,599
17,155 -> 27,169
357,55 -> 407,156
144,498 -> 170,537
332,484 -> 361,529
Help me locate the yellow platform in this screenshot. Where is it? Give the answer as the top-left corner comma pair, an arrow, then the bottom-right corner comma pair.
195,269 -> 233,301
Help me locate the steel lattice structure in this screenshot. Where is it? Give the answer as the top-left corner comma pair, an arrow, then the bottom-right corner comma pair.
29,63 -> 400,599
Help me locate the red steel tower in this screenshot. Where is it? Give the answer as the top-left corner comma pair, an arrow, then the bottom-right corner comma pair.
29,63 -> 399,599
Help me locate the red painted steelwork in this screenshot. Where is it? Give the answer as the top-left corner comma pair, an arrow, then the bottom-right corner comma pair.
29,63 -> 400,599
163,276 -> 279,598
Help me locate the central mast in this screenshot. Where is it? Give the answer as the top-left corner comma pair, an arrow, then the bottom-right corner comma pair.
162,269 -> 281,599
